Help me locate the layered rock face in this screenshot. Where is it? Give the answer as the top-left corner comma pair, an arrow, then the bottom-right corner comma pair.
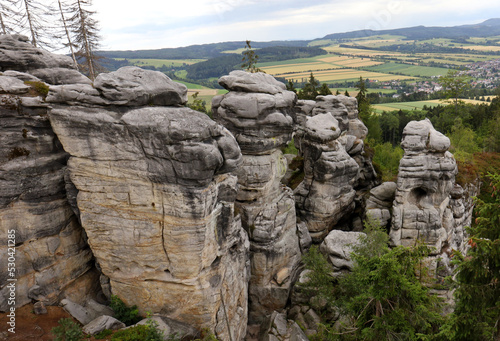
390,119 -> 473,281
294,112 -> 360,242
0,35 -> 97,311
293,95 -> 378,242
212,71 -> 302,322
47,67 -> 249,340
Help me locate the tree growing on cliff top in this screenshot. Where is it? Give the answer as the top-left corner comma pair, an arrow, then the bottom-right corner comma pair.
57,0 -> 78,69
66,0 -> 102,80
9,0 -> 58,49
241,40 -> 262,73
0,2 -> 19,34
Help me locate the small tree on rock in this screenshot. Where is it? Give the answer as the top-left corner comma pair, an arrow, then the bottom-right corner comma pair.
241,40 -> 262,73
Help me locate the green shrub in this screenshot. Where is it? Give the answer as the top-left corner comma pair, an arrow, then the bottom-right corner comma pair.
111,322 -> 163,341
94,329 -> 113,339
110,295 -> 141,326
51,318 -> 84,341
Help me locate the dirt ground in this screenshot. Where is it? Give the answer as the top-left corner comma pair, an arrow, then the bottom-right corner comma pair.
0,303 -> 76,340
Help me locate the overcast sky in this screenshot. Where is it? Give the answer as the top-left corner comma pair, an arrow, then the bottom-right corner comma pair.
93,0 -> 499,51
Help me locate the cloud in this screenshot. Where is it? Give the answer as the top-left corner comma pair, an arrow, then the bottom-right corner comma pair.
93,0 -> 500,50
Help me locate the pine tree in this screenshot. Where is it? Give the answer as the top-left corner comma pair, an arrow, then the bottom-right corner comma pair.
241,40 -> 262,73
318,83 -> 332,96
67,0 -> 101,80
297,72 -> 319,100
439,172 -> 500,340
10,0 -> 57,49
57,0 -> 78,69
0,2 -> 19,34
286,79 -> 297,93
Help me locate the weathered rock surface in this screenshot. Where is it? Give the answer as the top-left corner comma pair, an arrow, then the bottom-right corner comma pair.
213,71 -> 302,323
366,182 -> 397,228
320,230 -> 365,272
83,315 -> 125,335
294,113 -> 359,242
48,66 -> 248,341
47,66 -> 188,107
135,315 -> 200,341
390,119 -> 475,286
390,119 -> 457,252
0,35 -> 75,71
0,35 -> 97,312
259,311 -> 309,341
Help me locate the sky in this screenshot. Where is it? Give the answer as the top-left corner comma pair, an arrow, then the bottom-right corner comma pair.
93,0 -> 500,51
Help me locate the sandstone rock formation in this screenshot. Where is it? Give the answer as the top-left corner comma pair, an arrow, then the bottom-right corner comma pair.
0,35 -> 98,312
294,112 -> 360,242
47,67 -> 249,340
390,119 -> 474,281
293,95 -> 378,242
212,71 -> 302,323
365,182 -> 397,229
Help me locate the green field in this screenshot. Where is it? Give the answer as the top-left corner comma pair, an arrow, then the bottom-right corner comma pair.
365,62 -> 449,77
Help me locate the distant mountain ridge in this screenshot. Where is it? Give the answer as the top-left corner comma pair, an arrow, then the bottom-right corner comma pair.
97,18 -> 500,60
320,18 -> 500,41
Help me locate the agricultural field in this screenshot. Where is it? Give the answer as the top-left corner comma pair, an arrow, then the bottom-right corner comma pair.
115,58 -> 206,67
365,62 -> 449,77
372,98 -> 495,113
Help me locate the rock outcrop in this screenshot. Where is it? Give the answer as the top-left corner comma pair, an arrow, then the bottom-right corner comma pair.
0,35 -> 98,312
365,182 -> 397,229
213,71 -> 302,323
294,112 -> 360,242
47,67 -> 249,341
293,95 -> 378,242
390,119 -> 473,282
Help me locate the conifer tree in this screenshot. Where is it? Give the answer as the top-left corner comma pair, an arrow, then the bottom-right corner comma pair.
57,0 -> 78,69
67,0 -> 101,80
241,40 -> 262,73
0,2 -> 19,34
10,0 -> 57,49
297,72 -> 319,100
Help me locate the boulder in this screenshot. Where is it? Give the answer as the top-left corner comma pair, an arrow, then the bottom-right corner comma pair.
93,66 -> 188,106
320,230 -> 365,271
259,311 -> 309,341
83,315 -> 125,335
0,35 -> 75,71
219,70 -> 286,94
135,315 -> 200,341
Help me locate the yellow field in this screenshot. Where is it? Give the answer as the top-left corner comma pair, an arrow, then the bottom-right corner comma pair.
261,62 -> 340,74
464,45 -> 500,52
282,69 -> 415,82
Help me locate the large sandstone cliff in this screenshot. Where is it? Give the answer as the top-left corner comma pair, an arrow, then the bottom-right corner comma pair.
46,66 -> 249,340
0,35 -> 98,312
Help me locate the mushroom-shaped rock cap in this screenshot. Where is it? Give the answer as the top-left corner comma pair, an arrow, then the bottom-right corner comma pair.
401,118 -> 450,153
305,113 -> 341,143
94,66 -> 188,106
219,70 -> 286,94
